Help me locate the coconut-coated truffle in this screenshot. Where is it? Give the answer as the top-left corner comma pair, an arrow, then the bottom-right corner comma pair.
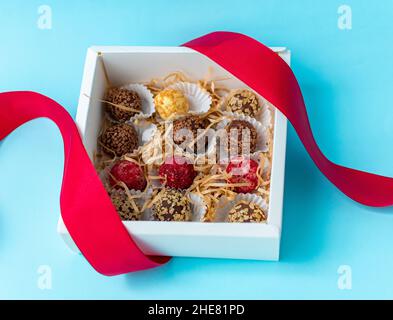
105,87 -> 142,122
226,120 -> 257,155
101,124 -> 139,156
227,200 -> 267,223
154,89 -> 189,120
152,189 -> 191,221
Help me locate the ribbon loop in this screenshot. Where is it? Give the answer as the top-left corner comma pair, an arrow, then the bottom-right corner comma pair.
0,91 -> 169,276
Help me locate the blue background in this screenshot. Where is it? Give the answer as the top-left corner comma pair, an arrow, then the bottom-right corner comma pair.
1,0 -> 393,299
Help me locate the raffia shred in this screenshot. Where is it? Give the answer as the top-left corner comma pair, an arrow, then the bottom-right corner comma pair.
94,70 -> 274,222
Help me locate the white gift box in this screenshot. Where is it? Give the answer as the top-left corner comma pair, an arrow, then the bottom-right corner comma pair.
57,46 -> 290,261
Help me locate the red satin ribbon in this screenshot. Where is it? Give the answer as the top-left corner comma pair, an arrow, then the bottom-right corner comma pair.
0,92 -> 169,275
184,32 -> 393,207
1,31 -> 392,276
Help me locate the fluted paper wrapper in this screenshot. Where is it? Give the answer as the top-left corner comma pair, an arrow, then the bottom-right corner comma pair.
189,192 -> 207,222
216,112 -> 270,160
127,115 -> 158,156
168,82 -> 212,115
122,83 -> 155,117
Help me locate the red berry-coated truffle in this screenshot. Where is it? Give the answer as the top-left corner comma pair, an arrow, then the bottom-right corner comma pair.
109,160 -> 147,191
226,157 -> 259,193
158,156 -> 197,190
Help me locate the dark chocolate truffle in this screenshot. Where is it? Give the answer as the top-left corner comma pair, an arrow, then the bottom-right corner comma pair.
173,115 -> 207,144
226,120 -> 257,155
173,115 -> 207,153
227,200 -> 267,223
227,90 -> 260,117
105,87 -> 142,122
110,190 -> 141,221
152,189 -> 191,221
101,123 -> 139,156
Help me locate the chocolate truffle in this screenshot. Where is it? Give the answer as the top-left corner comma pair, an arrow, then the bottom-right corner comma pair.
105,87 -> 142,122
173,115 -> 208,152
227,200 -> 267,223
110,160 -> 147,191
226,120 -> 257,155
110,190 -> 141,221
227,89 -> 260,117
101,124 -> 139,156
152,189 -> 191,221
154,89 -> 189,120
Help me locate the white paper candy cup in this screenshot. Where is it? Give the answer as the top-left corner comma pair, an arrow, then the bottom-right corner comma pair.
189,192 -> 207,222
168,82 -> 212,114
213,196 -> 233,222
251,151 -> 271,178
127,115 -> 158,156
258,103 -> 274,129
146,165 -> 161,189
216,113 -> 270,160
140,204 -> 154,221
214,193 -> 268,223
122,83 -> 155,117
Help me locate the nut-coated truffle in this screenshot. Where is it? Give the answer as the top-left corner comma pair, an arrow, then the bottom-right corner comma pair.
227,89 -> 260,117
152,189 -> 191,221
101,124 -> 139,156
105,87 -> 141,122
110,190 -> 141,221
227,200 -> 267,223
